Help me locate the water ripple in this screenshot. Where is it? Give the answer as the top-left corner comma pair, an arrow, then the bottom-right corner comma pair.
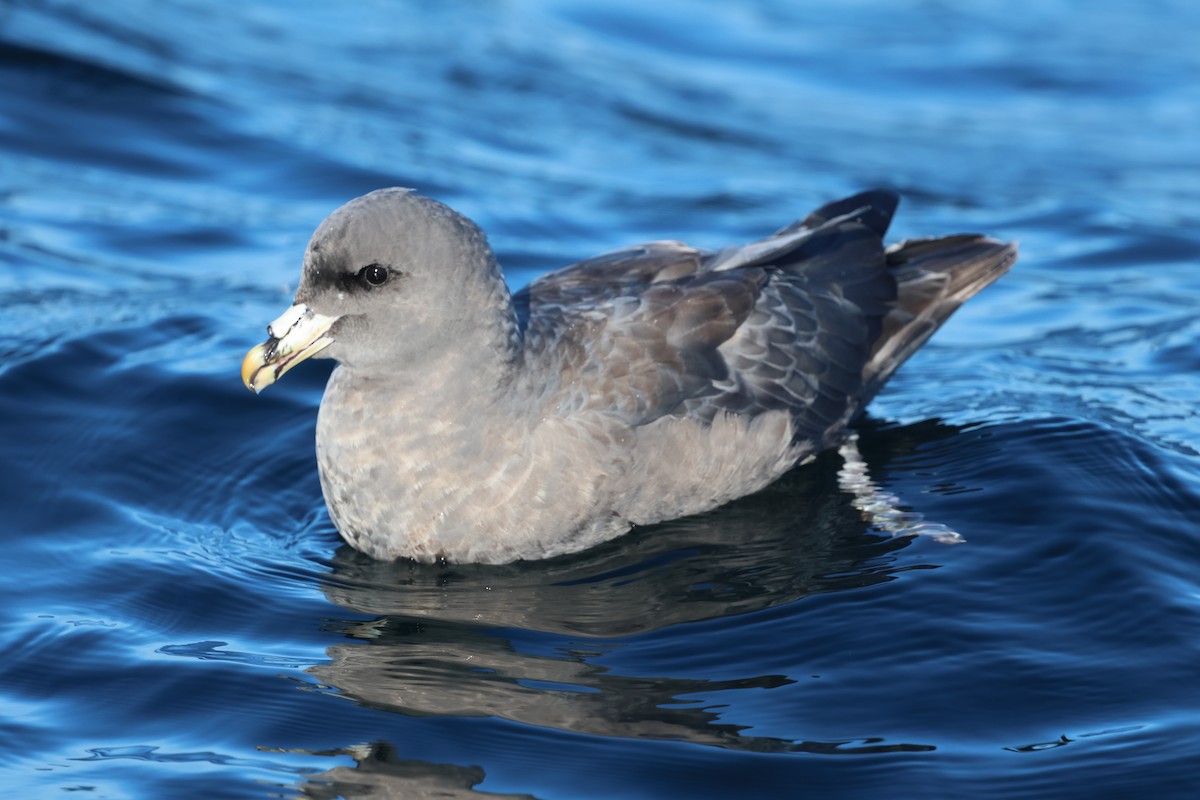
3,0 -> 1200,797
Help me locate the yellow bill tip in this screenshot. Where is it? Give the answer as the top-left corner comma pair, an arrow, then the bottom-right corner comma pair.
241,304 -> 339,395
241,341 -> 272,393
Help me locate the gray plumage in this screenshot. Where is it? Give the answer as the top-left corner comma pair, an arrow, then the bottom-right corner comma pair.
274,188 -> 1015,563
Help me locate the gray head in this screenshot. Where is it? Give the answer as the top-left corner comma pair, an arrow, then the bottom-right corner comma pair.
242,188 -> 516,392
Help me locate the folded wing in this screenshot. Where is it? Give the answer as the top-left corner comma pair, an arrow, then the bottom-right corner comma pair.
514,190 -> 1014,448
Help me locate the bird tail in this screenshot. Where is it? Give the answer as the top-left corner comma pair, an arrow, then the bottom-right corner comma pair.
859,235 -> 1017,407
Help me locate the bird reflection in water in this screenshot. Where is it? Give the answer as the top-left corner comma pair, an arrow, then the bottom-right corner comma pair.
285,422 -> 963,795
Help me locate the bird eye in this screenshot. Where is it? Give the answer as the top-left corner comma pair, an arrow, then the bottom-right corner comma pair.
359,263 -> 389,287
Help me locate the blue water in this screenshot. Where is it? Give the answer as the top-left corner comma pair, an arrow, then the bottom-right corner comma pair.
3,0 -> 1199,796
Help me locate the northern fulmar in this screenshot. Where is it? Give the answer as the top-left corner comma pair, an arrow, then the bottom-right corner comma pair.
242,189 -> 1015,564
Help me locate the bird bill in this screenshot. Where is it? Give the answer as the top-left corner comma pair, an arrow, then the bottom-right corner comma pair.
241,303 -> 338,393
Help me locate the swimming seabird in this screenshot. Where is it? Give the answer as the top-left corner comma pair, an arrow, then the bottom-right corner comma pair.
242,188 -> 1015,563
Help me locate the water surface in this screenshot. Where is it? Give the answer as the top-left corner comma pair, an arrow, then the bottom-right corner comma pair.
2,1 -> 1200,797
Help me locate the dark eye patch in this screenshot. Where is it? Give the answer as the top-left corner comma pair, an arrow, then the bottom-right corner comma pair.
306,251 -> 398,294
